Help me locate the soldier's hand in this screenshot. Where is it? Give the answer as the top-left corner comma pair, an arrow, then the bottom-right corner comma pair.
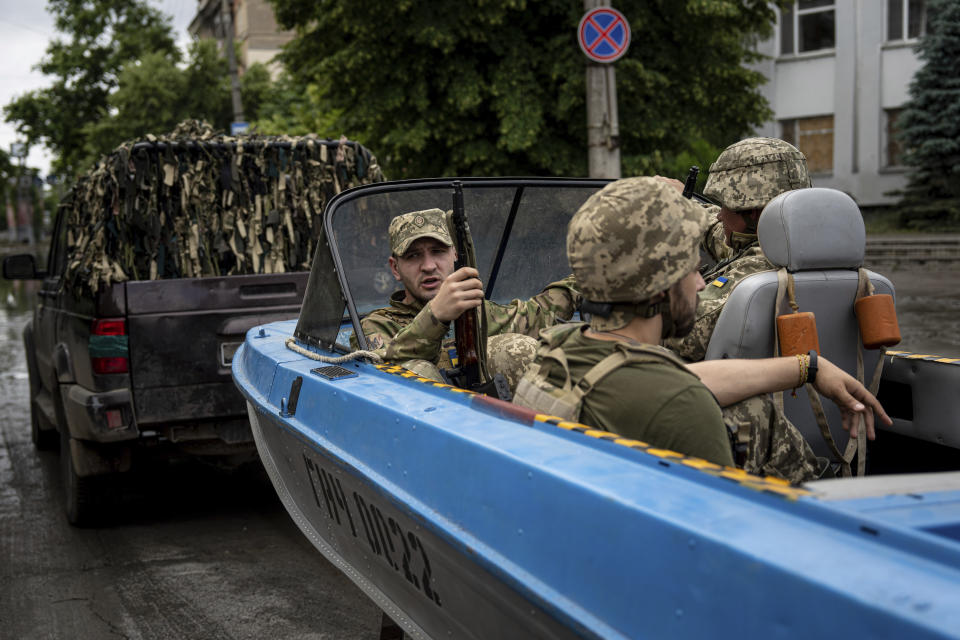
430,267 -> 484,323
813,356 -> 892,440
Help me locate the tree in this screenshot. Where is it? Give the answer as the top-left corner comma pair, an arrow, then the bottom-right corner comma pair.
895,0 -> 960,230
265,0 -> 784,179
82,40 -> 275,163
4,0 -> 177,178
0,149 -> 14,230
254,74 -> 343,138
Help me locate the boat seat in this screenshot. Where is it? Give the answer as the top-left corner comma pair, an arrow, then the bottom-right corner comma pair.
704,188 -> 895,460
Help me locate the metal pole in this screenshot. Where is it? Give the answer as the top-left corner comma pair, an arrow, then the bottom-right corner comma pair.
17,155 -> 25,243
220,0 -> 245,124
584,0 -> 621,179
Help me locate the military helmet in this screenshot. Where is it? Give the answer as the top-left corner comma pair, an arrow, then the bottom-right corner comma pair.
567,177 -> 711,305
389,208 -> 453,256
703,137 -> 811,211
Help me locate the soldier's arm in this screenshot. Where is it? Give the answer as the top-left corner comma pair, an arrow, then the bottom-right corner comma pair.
486,274 -> 582,337
361,305 -> 449,363
689,356 -> 892,439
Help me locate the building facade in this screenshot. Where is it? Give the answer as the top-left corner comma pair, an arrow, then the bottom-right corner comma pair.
750,0 -> 926,207
189,0 -> 294,78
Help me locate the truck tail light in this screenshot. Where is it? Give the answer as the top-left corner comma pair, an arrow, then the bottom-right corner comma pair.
90,318 -> 129,374
105,408 -> 124,429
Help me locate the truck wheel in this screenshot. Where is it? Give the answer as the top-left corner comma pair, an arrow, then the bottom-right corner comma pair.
60,428 -> 102,527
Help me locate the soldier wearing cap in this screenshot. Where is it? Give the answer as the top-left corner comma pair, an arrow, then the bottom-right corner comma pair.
358,207 -> 581,389
513,177 -> 889,481
663,137 -> 812,362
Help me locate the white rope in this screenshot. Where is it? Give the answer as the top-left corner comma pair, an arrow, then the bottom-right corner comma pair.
284,337 -> 383,364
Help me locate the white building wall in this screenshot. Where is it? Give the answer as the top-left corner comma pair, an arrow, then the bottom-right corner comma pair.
750,0 -> 924,207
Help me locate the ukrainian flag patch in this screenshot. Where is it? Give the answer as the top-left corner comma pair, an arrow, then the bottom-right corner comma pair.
710,276 -> 729,288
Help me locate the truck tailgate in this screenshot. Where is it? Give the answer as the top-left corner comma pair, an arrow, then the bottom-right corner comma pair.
124,272 -> 309,425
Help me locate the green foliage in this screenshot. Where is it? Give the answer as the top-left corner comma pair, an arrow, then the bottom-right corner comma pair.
0,148 -> 13,220
266,0 -> 782,178
655,137 -> 723,193
4,0 -> 177,179
895,0 -> 960,230
82,40 -> 275,164
253,75 -> 342,137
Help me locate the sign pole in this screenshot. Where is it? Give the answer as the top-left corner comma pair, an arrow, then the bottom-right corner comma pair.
220,0 -> 246,132
580,2 -> 628,179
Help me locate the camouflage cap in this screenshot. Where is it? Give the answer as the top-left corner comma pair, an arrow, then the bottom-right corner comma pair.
703,137 -> 811,211
389,208 -> 453,256
567,177 -> 711,308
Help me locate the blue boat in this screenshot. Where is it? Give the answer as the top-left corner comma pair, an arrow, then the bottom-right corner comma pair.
232,177 -> 960,639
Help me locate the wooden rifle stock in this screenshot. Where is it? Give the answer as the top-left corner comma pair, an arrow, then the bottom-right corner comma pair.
450,181 -> 482,387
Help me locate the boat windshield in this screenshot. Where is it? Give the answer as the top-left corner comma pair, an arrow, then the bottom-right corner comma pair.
295,178 -> 608,350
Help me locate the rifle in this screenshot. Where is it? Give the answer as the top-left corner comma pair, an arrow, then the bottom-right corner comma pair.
449,181 -> 485,389
682,166 -> 699,199
681,165 -> 720,275
682,165 -> 716,206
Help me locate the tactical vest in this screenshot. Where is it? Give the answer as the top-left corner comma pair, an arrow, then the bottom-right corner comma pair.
515,324 -> 822,481
513,324 -> 693,422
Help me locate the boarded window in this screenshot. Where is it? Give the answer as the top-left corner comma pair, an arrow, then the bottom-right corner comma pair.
781,115 -> 834,173
886,108 -> 905,167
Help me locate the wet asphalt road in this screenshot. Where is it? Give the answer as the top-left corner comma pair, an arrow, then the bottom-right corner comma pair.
877,264 -> 960,357
0,278 -> 381,638
0,248 -> 957,639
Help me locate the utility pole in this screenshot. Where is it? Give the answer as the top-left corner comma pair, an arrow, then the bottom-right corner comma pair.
10,142 -> 32,244
220,0 -> 245,127
581,0 -> 626,179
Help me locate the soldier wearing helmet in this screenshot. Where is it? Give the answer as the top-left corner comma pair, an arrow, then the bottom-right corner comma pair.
663,137 -> 812,361
513,177 -> 890,480
356,207 -> 580,390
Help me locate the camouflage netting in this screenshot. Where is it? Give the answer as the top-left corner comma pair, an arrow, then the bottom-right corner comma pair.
61,120 -> 385,295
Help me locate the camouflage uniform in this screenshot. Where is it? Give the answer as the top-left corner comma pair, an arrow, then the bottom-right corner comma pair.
665,137 -> 811,362
514,177 -> 819,482
360,209 -> 579,388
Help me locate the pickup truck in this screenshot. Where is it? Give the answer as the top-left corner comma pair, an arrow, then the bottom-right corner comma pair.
4,133 -> 383,526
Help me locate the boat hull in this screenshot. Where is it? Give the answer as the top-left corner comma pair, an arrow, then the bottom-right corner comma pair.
248,402 -> 587,639
234,321 -> 960,640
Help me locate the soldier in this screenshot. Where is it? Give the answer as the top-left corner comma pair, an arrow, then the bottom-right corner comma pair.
358,208 -> 581,390
664,137 -> 812,361
513,177 -> 889,481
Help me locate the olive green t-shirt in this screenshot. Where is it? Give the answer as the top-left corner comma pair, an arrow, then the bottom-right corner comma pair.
545,327 -> 735,467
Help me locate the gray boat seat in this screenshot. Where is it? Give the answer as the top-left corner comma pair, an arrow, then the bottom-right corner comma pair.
704,188 -> 895,459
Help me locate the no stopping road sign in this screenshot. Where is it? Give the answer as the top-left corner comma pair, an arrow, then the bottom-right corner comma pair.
578,7 -> 631,63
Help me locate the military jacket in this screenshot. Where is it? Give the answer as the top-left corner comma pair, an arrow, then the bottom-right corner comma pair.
359,275 -> 581,368
665,205 -> 774,362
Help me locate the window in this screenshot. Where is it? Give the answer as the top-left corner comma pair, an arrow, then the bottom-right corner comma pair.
780,1 -> 836,55
781,115 -> 834,174
887,0 -> 926,41
885,108 -> 906,167
47,209 -> 71,277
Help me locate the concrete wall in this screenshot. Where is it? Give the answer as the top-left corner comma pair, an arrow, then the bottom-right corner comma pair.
750,0 -> 924,207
